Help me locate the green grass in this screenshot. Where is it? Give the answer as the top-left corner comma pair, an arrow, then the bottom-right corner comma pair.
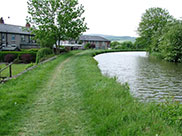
0,63 -> 30,77
0,51 -> 76,135
0,50 -> 182,135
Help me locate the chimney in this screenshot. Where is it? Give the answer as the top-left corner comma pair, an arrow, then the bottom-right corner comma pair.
0,17 -> 4,24
26,22 -> 31,28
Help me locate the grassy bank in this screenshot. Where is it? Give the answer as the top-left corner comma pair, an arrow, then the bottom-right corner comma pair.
0,51 -> 76,135
0,50 -> 182,135
73,50 -> 182,135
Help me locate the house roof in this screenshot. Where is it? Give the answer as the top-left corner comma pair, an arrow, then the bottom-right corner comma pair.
0,24 -> 31,35
80,35 -> 110,42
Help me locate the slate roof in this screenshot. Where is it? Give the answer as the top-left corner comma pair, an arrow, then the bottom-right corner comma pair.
0,24 -> 31,35
80,35 -> 110,42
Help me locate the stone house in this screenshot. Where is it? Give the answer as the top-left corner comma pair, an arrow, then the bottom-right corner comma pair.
79,35 -> 110,49
0,17 -> 38,50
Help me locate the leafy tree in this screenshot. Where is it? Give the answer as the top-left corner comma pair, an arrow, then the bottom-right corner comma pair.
110,41 -> 121,49
159,22 -> 182,62
134,37 -> 147,49
121,41 -> 135,49
137,7 -> 174,52
27,0 -> 88,49
115,41 -> 135,49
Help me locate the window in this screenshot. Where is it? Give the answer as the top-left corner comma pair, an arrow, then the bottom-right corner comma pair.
11,34 -> 15,41
2,33 -> 5,41
30,36 -> 36,43
21,35 -> 25,42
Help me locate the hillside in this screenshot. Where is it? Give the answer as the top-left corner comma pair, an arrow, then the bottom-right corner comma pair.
86,34 -> 136,42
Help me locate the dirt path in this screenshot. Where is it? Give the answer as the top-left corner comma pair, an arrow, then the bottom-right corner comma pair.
15,53 -> 88,136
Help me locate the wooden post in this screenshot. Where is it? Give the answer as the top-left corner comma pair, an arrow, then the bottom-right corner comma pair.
9,64 -> 12,77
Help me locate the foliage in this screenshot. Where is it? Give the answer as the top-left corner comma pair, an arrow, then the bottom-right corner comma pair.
110,41 -> 120,48
0,51 -> 36,63
4,54 -> 16,63
21,48 -> 39,53
36,48 -> 53,63
27,0 -> 88,48
114,41 -> 135,49
137,7 -> 174,52
84,43 -> 91,49
159,22 -> 182,62
134,37 -> 147,49
20,54 -> 36,63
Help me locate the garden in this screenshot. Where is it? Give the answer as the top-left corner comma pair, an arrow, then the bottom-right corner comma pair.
0,48 -> 54,80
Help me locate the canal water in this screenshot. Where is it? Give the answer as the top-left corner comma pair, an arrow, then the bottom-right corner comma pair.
94,52 -> 182,102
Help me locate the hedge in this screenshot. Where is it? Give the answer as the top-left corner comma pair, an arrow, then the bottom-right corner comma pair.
0,51 -> 36,63
36,48 -> 53,64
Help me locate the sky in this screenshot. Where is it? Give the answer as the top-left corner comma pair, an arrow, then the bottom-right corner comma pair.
0,0 -> 182,37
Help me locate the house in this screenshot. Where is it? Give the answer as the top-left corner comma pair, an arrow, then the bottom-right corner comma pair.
0,17 -> 38,51
79,35 -> 111,49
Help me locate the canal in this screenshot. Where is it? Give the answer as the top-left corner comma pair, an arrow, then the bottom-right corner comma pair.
94,52 -> 182,102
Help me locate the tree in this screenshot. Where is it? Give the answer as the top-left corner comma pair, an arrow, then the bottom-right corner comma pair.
110,41 -> 121,49
137,7 -> 174,52
159,22 -> 182,62
27,0 -> 88,49
134,37 -> 147,49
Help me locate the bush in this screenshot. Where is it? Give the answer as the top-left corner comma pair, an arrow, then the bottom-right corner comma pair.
84,43 -> 91,49
21,54 -> 36,63
36,48 -> 53,63
4,54 -> 17,63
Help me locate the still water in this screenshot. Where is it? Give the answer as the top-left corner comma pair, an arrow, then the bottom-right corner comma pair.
94,52 -> 182,102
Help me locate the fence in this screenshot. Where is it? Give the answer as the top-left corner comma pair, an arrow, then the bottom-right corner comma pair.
0,62 -> 14,79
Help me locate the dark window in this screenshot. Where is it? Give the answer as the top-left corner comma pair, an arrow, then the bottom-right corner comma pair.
21,35 -> 25,42
2,33 -> 5,41
11,35 -> 15,41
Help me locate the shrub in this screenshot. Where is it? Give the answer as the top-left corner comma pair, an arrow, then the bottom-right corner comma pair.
84,43 -> 91,49
36,48 -> 53,63
21,54 -> 36,63
4,54 -> 17,63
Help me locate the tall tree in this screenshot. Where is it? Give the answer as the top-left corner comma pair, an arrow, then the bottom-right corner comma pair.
27,0 -> 88,48
137,7 -> 174,52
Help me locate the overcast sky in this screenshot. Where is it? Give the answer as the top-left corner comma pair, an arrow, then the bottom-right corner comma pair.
0,0 -> 182,37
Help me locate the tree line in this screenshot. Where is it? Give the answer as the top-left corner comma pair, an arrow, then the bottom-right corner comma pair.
111,7 -> 182,62
136,7 -> 182,62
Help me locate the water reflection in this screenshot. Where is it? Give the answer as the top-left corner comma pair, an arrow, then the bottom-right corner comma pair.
94,52 -> 182,102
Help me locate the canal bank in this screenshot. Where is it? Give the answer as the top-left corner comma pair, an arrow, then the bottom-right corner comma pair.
94,51 -> 182,102
0,50 -> 182,135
